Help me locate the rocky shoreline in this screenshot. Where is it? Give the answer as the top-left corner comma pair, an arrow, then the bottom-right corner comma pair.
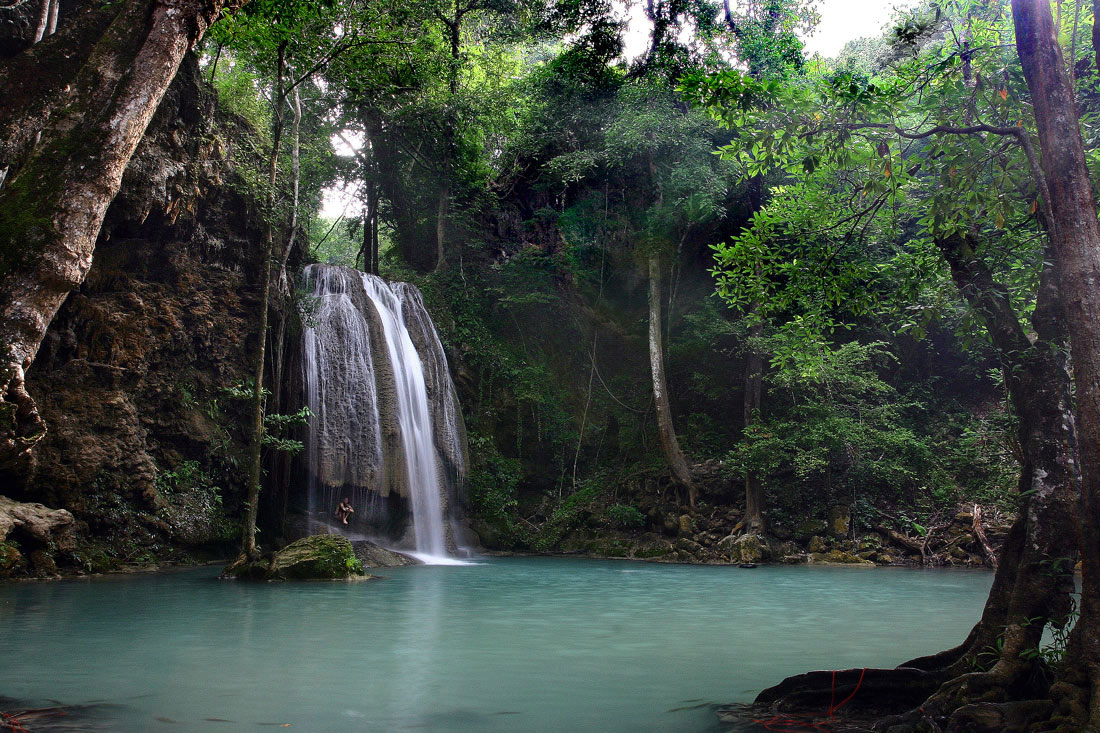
513,502 -> 1010,568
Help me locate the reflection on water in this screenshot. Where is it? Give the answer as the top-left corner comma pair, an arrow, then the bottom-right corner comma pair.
0,558 -> 992,732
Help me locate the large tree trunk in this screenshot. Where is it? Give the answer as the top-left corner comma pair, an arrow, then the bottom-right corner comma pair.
647,253 -> 696,506
1013,1 -> 1100,728
0,0 -> 235,467
750,239 -> 1079,731
895,236 -> 1078,716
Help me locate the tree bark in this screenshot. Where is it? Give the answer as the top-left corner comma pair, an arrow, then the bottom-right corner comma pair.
0,0 -> 236,466
239,42 -> 287,561
909,235 -> 1078,706
1013,1 -> 1100,727
0,1 -> 120,175
648,253 -> 696,506
32,0 -> 49,43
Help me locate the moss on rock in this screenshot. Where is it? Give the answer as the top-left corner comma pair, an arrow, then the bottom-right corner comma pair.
223,535 -> 368,581
0,542 -> 24,578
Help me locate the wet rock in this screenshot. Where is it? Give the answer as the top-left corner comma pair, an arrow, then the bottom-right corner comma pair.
0,496 -> 76,576
675,537 -> 703,554
269,535 -> 367,579
770,525 -> 793,541
633,539 -> 673,559
718,533 -> 768,564
28,550 -> 58,577
662,513 -> 680,536
351,540 -> 418,568
949,700 -> 1053,732
774,540 -> 800,558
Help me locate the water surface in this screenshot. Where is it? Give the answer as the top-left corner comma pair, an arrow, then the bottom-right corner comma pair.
0,557 -> 992,731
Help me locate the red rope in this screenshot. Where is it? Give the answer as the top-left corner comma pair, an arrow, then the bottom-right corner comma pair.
1,707 -> 68,732
1,711 -> 29,733
750,668 -> 867,732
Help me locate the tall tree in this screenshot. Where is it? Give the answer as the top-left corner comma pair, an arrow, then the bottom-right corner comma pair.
1012,0 -> 1100,726
684,0 -> 1098,724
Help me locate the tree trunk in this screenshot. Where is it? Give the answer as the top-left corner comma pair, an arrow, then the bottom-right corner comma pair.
0,1 -> 120,175
0,0 -> 234,467
906,236 -> 1077,704
1013,1 -> 1100,727
239,42 -> 287,561
750,238 -> 1079,730
648,253 -> 695,506
743,176 -> 766,534
32,0 -> 49,43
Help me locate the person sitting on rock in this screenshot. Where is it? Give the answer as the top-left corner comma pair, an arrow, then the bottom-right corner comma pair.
335,498 -> 354,525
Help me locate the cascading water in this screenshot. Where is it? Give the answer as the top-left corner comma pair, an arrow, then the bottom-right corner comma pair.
300,264 -> 468,562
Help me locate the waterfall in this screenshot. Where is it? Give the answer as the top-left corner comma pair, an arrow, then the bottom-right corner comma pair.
301,264 -> 467,560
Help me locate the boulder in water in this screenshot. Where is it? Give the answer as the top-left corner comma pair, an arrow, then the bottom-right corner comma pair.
351,540 -> 419,568
223,535 -> 368,580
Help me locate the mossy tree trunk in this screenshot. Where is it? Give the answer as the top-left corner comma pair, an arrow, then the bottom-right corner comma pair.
0,0 -> 238,467
1013,0 -> 1100,727
889,236 -> 1079,719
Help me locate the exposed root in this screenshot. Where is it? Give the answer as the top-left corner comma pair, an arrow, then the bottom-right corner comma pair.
0,361 -> 46,466
874,663 -> 1031,732
750,667 -> 942,724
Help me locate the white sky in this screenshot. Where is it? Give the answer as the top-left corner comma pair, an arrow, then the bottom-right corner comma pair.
623,0 -> 918,60
802,0 -> 918,57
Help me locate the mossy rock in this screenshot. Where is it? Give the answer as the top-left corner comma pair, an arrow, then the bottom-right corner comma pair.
270,535 -> 366,579
0,542 -> 24,578
818,549 -> 875,566
223,535 -> 368,581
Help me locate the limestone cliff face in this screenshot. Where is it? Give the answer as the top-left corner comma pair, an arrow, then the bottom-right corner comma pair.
6,55 -> 273,570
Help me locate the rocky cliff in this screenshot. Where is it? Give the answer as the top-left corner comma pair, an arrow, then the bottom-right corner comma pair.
2,54 -> 273,575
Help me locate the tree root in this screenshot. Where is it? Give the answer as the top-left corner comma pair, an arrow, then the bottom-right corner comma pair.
749,667 -> 943,725
0,361 -> 45,467
737,655 -> 1073,733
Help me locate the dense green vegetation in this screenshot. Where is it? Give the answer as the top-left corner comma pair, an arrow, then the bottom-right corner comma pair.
6,0 -> 1100,727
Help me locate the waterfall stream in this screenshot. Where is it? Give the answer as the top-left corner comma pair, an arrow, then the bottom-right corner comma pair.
301,264 -> 467,561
